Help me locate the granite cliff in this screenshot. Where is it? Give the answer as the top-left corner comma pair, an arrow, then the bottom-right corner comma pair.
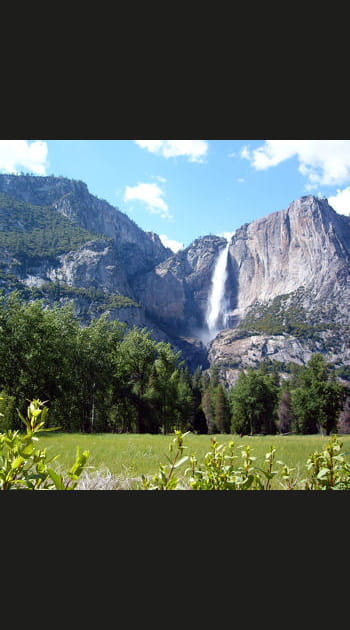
209,196 -> 350,381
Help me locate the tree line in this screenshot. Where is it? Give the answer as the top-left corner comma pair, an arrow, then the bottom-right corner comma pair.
0,292 -> 348,435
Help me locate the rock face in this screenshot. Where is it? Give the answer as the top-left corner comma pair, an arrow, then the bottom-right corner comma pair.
208,196 -> 350,381
133,235 -> 229,335
1,174 -> 350,377
226,196 -> 350,322
47,239 -> 131,295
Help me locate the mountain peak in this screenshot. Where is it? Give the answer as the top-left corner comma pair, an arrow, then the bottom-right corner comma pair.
288,194 -> 333,214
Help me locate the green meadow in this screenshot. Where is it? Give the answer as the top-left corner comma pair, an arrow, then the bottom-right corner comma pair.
36,432 -> 350,489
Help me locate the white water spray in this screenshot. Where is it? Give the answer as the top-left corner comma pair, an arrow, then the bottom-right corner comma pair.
205,241 -> 230,341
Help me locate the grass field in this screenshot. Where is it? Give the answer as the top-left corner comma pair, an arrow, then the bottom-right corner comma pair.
36,431 -> 350,489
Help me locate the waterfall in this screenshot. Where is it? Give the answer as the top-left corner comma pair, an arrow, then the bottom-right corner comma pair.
205,241 -> 229,341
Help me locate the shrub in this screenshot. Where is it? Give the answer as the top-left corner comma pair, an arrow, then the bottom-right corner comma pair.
0,398 -> 89,490
302,435 -> 350,490
140,431 -> 350,490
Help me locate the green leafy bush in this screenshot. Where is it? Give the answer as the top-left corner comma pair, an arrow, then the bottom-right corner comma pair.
0,398 -> 89,490
303,435 -> 350,490
140,431 -> 350,490
141,431 -> 190,490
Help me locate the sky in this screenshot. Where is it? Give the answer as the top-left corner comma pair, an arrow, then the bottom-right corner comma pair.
1,139 -> 350,252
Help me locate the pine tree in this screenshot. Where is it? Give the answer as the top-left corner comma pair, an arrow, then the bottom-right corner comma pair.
202,388 -> 217,434
277,386 -> 293,434
290,354 -> 345,435
214,384 -> 230,433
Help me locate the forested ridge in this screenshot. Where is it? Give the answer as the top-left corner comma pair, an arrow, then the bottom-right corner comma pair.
0,192 -> 97,266
0,292 -> 348,436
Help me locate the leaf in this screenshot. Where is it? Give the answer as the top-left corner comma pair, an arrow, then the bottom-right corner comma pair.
21,443 -> 34,457
30,409 -> 42,418
68,449 -> 89,479
17,409 -> 29,429
47,469 -> 66,490
11,456 -> 25,469
240,475 -> 254,490
173,456 -> 189,469
317,468 -> 330,479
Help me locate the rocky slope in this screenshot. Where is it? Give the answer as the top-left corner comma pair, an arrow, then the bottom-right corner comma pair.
1,174 -> 349,378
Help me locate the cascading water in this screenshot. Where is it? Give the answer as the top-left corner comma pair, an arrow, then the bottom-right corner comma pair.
205,241 -> 230,342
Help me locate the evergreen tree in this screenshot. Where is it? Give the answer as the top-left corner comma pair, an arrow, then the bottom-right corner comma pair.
201,388 -> 217,434
290,354 -> 345,435
214,384 -> 230,433
277,385 -> 293,434
229,367 -> 278,435
188,368 -> 208,433
173,368 -> 193,432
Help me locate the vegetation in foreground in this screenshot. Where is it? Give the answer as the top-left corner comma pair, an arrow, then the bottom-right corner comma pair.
0,399 -> 88,490
31,431 -> 350,485
141,430 -> 350,490
2,398 -> 350,490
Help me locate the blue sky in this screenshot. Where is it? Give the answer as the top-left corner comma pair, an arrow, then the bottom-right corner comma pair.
1,139 -> 350,252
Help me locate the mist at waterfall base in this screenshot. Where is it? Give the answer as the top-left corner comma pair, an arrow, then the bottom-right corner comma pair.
198,242 -> 230,347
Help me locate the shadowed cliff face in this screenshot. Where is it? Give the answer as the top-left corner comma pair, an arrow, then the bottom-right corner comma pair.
132,235 -> 235,336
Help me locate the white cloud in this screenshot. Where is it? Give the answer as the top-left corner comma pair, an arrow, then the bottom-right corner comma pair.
240,145 -> 251,160
328,187 -> 350,216
159,234 -> 183,253
241,140 -> 350,189
0,140 -> 48,175
124,182 -> 172,219
134,140 -> 208,163
237,177 -> 245,183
